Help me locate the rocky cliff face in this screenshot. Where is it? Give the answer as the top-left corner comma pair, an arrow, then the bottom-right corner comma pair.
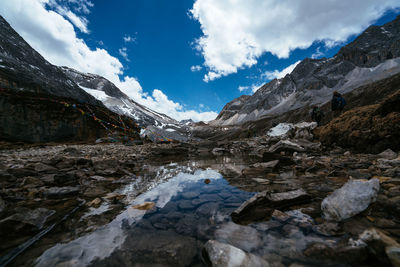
0,89 -> 140,143
315,88 -> 400,153
212,16 -> 400,126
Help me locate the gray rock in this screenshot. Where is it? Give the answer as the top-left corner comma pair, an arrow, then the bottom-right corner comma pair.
321,179 -> 380,221
269,140 -> 306,153
253,160 -> 279,169
215,222 -> 262,251
377,149 -> 398,160
232,189 -> 310,224
204,240 -> 269,267
0,197 -> 5,213
44,186 -> 80,198
34,163 -> 57,173
196,202 -> 219,216
0,207 -> 55,231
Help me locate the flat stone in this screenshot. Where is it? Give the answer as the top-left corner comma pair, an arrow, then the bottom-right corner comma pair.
232,189 -> 310,224
44,186 -> 80,198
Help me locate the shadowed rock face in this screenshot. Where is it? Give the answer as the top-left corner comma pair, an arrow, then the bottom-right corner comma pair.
315,89 -> 400,153
212,16 -> 400,126
0,89 -> 140,143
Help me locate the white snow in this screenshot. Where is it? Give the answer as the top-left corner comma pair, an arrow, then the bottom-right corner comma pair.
267,123 -> 293,137
81,86 -> 110,102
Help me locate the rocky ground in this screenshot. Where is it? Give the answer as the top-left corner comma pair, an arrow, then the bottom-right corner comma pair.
0,123 -> 400,266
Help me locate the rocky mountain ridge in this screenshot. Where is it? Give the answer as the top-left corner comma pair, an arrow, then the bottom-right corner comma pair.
212,15 -> 400,126
60,67 -> 192,142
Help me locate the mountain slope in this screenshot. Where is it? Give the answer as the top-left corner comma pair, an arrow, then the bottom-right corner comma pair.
211,16 -> 400,126
60,67 -> 192,142
0,16 -> 99,106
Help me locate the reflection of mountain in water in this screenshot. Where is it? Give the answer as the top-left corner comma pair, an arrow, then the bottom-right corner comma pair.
36,166 -> 253,266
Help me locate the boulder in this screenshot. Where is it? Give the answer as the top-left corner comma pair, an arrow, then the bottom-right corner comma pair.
204,240 -> 269,267
321,179 -> 380,221
267,122 -> 317,141
378,149 -> 398,160
232,189 -> 310,224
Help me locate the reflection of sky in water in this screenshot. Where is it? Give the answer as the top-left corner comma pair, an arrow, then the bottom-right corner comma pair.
36,167 -> 252,267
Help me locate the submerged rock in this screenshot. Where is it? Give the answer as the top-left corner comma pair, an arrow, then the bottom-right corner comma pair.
232,189 -> 310,224
0,207 -> 55,232
204,240 -> 269,267
321,179 -> 380,221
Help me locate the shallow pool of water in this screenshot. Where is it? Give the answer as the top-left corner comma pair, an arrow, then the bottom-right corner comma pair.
35,163 -> 255,266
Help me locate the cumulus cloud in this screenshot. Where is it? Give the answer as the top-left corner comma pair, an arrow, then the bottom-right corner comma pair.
117,77 -> 218,121
118,47 -> 130,62
190,0 -> 400,81
0,0 -> 217,122
190,65 -> 202,72
262,60 -> 301,80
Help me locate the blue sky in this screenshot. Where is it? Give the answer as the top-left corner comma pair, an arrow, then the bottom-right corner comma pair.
1,0 -> 400,121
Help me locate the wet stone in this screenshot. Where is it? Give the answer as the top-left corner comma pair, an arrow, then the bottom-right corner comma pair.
218,191 -> 232,199
181,191 -> 200,199
196,202 -> 219,216
178,200 -> 195,210
44,186 -> 80,198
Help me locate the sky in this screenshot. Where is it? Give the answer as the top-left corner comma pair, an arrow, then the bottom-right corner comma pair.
0,0 -> 400,122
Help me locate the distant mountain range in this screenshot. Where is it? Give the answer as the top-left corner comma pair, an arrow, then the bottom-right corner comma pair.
211,16 -> 400,126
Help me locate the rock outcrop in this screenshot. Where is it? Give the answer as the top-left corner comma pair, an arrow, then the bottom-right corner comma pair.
315,89 -> 400,153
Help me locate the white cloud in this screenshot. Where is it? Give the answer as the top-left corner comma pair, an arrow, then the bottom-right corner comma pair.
199,103 -> 204,109
0,0 -> 217,122
190,0 -> 400,81
123,35 -> 136,43
118,47 -> 130,62
238,85 -> 249,92
311,47 -> 324,59
47,0 -> 90,33
262,60 -> 301,80
117,77 -> 218,121
190,65 -> 202,72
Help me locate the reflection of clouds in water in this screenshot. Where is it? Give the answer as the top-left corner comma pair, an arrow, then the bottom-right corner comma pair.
36,168 -> 222,267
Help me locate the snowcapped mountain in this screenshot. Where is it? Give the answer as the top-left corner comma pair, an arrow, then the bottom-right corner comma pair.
60,67 -> 191,141
211,16 -> 400,126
